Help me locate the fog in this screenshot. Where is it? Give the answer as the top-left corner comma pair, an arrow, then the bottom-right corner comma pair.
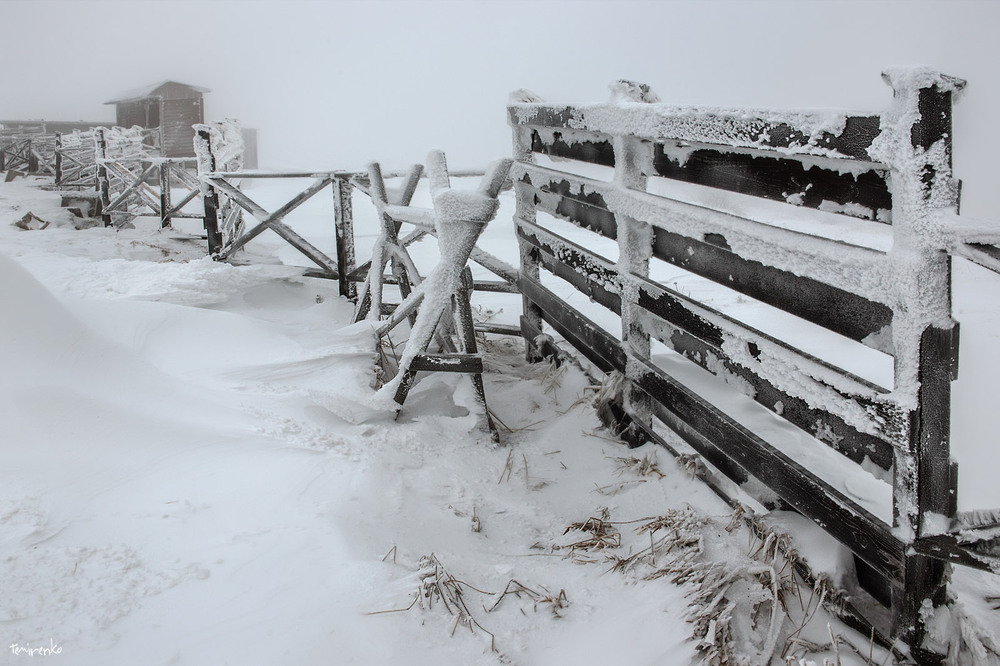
3,0 -> 999,217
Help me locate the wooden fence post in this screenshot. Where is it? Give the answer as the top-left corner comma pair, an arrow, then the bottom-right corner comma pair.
512,115 -> 547,362
878,69 -> 964,661
54,133 -> 63,185
615,127 -> 655,441
333,176 -> 357,299
26,139 -> 38,173
95,129 -> 112,227
159,160 -> 172,229
197,128 -> 223,255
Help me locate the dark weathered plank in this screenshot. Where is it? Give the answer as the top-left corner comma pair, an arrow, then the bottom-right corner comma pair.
409,353 -> 484,374
515,220 -> 621,313
516,175 -> 617,239
652,144 -> 891,222
650,227 -> 892,343
529,128 -> 615,167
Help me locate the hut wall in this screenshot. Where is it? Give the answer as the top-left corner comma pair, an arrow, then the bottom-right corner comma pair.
160,98 -> 204,157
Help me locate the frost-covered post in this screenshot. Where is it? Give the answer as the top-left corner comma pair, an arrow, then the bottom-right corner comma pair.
510,90 -> 546,362
95,128 -> 112,227
159,160 -> 172,229
54,132 -> 63,185
611,81 -> 658,439
194,128 -> 223,255
26,138 -> 38,174
872,68 -> 965,657
332,176 -> 357,299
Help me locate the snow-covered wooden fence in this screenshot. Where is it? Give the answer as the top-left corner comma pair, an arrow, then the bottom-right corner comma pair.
53,130 -> 99,189
94,126 -> 189,228
509,70 -> 1000,661
195,127 -> 521,306
0,128 -> 55,175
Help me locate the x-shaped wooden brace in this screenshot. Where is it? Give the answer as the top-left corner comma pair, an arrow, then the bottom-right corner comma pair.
370,151 -> 513,440
353,163 -> 426,323
206,174 -> 340,275
101,160 -> 162,227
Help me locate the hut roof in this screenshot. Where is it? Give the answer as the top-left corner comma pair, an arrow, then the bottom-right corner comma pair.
104,81 -> 211,105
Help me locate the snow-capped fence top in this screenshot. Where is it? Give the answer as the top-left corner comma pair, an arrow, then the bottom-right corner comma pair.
509,70 -> 999,661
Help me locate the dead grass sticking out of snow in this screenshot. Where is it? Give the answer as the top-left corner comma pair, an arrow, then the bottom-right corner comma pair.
370,553 -> 570,658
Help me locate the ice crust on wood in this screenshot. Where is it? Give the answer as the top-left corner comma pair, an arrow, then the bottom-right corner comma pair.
193,118 -> 244,187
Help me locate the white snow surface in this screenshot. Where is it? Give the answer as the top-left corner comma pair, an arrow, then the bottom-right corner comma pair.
1,175 -> 999,664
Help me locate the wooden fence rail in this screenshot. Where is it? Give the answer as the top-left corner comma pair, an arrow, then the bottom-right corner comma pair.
509,70 -> 1000,662
194,117 -> 519,306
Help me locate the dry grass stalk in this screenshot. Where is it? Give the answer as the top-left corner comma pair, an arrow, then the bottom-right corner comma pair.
498,449 -> 514,484
371,552 -> 571,656
676,453 -> 707,479
540,358 -> 567,396
612,453 -> 666,479
415,553 -> 497,652
486,580 -> 569,618
561,513 -> 621,554
593,479 -> 647,496
597,507 -> 788,665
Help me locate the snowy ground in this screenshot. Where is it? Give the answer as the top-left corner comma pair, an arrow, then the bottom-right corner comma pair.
1,174 -> 998,665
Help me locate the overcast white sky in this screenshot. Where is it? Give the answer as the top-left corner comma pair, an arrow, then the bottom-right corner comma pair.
2,0 -> 999,216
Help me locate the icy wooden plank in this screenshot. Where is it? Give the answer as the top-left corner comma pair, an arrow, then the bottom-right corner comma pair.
509,104 -> 882,161
526,126 -> 615,166
651,142 -> 892,222
517,217 -> 904,464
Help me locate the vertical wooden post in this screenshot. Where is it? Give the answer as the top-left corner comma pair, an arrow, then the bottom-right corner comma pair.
880,69 -> 964,661
197,129 -> 223,256
333,176 -> 357,300
511,123 -> 546,362
95,129 -> 112,227
614,132 -> 655,443
26,139 -> 38,173
54,133 -> 63,185
159,160 -> 172,229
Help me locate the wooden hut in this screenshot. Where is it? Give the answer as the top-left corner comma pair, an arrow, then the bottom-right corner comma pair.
105,81 -> 210,158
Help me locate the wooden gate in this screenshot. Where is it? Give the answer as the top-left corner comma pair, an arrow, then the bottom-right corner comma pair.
509,70 -> 1000,661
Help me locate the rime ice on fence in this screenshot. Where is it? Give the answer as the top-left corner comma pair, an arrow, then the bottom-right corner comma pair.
193,119 -> 244,188
508,69 -> 1000,663
193,119 -> 247,251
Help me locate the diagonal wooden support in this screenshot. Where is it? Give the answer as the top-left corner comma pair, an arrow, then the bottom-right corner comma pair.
102,162 -> 161,227
353,163 -> 424,323
209,175 -> 338,272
